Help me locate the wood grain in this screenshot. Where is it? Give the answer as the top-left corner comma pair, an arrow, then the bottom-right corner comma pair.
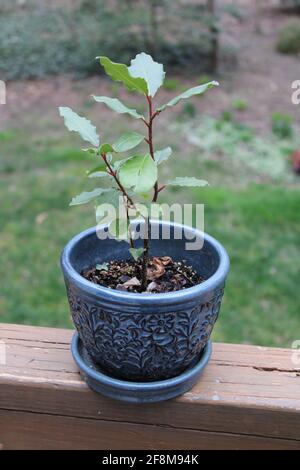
0,323 -> 300,450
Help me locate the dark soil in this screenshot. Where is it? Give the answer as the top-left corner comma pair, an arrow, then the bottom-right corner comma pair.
82,256 -> 204,294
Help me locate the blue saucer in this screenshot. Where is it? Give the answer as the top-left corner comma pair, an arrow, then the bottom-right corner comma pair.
71,333 -> 212,403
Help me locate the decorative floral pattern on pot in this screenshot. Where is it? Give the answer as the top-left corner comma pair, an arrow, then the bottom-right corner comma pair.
67,285 -> 224,381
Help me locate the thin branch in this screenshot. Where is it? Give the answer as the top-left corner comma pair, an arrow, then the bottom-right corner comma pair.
101,153 -> 134,207
144,96 -> 159,203
157,185 -> 166,194
100,153 -> 135,248
125,196 -> 134,249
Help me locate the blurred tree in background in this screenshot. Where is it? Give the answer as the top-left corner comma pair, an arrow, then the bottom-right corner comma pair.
0,0 -> 242,79
280,0 -> 300,11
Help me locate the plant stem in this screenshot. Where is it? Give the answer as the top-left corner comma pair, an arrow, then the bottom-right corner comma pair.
100,153 -> 135,249
140,96 -> 160,290
101,153 -> 135,206
146,96 -> 159,202
125,197 -> 134,249
141,217 -> 150,290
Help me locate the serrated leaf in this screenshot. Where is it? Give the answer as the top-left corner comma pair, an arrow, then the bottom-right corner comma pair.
99,143 -> 114,154
98,56 -> 148,94
157,81 -> 219,112
93,95 -> 143,119
70,188 -> 106,206
128,52 -> 165,98
119,154 -> 157,194
129,247 -> 144,261
59,107 -> 99,146
167,177 -> 209,187
112,132 -> 144,153
154,147 -> 172,165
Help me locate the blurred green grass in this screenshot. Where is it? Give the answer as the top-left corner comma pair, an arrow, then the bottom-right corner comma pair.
0,117 -> 299,347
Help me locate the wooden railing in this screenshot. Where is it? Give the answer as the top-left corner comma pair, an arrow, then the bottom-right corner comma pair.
0,323 -> 299,450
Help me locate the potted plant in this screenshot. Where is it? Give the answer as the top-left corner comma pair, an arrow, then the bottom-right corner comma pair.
60,53 -> 229,403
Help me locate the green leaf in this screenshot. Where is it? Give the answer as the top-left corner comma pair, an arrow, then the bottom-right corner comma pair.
59,107 -> 99,146
154,147 -> 172,165
167,177 -> 209,187
96,263 -> 109,271
88,171 -> 108,179
113,159 -> 126,172
86,162 -> 107,176
92,96 -> 143,119
129,247 -> 144,261
119,154 -> 158,194
70,188 -> 106,206
128,52 -> 165,98
82,148 -> 98,155
106,153 -> 113,164
112,132 -> 144,153
99,143 -> 114,154
98,56 -> 148,94
113,157 -> 135,175
157,81 -> 219,112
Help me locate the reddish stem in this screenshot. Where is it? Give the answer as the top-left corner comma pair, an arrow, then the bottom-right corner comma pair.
145,96 -> 159,203
157,185 -> 166,194
101,153 -> 134,207
140,96 -> 161,290
100,153 -> 135,249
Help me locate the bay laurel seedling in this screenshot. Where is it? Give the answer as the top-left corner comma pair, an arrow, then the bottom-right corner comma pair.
59,52 -> 219,290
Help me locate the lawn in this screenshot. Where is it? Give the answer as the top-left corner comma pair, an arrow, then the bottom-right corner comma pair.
0,103 -> 299,348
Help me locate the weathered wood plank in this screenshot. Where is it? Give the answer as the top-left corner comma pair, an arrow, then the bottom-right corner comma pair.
0,323 -> 300,450
1,410 -> 300,450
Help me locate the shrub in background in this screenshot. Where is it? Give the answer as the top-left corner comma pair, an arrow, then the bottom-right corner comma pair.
232,99 -> 248,111
279,0 -> 300,12
272,112 -> 294,139
277,22 -> 300,55
0,0 -> 241,80
179,115 -> 294,181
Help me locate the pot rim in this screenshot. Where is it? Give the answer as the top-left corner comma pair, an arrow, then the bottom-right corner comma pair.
61,220 -> 230,306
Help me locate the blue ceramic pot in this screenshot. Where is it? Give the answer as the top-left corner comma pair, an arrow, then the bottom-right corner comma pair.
61,221 -> 229,382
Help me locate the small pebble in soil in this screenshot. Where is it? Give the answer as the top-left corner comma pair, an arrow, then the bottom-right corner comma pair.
82,256 -> 204,294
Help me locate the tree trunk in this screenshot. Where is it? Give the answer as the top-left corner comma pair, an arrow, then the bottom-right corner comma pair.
207,0 -> 219,73
147,0 -> 159,56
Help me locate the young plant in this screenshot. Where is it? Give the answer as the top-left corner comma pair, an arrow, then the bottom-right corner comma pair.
59,52 -> 218,290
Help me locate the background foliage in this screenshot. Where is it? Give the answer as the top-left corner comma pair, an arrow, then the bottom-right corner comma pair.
0,0 -> 227,80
